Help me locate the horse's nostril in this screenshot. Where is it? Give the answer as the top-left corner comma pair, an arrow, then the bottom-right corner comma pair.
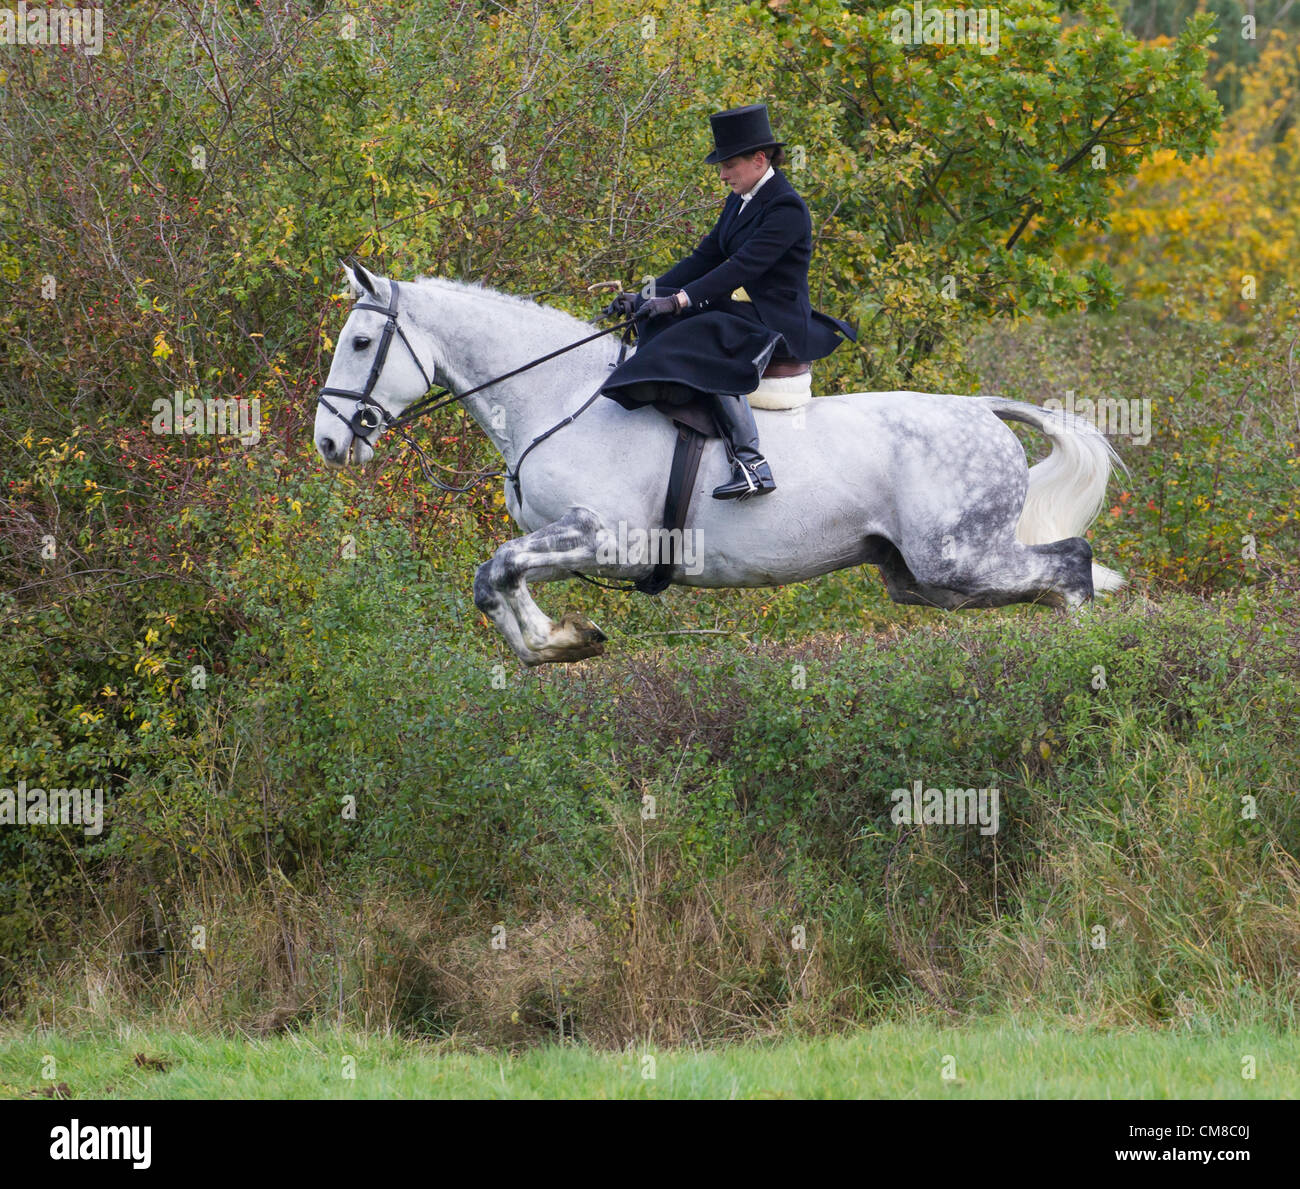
321,437 -> 336,458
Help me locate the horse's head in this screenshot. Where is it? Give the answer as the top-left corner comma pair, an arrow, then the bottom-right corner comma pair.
315,261 -> 435,467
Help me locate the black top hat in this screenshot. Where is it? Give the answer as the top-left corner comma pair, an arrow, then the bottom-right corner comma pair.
704,103 -> 784,164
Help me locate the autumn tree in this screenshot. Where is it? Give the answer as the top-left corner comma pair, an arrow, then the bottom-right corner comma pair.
747,0 -> 1222,386
1074,29 -> 1300,318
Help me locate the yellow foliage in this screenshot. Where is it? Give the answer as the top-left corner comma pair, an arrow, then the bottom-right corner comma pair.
1076,32 -> 1300,319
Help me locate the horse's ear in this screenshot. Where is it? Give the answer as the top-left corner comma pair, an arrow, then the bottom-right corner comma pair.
339,259 -> 362,299
340,258 -> 378,299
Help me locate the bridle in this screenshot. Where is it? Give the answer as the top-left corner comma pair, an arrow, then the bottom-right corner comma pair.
317,279 -> 433,448
316,280 -> 638,481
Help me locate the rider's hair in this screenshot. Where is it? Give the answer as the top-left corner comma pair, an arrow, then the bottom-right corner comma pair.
747,144 -> 786,168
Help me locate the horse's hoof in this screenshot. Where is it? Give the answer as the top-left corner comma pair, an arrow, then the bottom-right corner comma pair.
559,611 -> 607,645
535,638 -> 606,665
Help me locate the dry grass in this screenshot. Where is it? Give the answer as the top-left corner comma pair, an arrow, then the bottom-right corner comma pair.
15,807 -> 825,1049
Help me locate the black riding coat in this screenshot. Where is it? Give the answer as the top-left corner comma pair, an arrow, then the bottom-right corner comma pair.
602,168 -> 855,410
658,167 -> 856,360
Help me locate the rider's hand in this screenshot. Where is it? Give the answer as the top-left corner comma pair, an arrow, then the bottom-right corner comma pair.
636,294 -> 682,322
603,291 -> 643,319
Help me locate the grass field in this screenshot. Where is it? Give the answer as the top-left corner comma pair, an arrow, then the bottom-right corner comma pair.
2,1023 -> 1295,1099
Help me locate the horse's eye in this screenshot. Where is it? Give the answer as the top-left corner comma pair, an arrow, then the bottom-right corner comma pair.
353,335 -> 371,350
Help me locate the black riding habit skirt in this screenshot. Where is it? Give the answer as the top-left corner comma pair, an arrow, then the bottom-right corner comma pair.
601,298 -> 785,410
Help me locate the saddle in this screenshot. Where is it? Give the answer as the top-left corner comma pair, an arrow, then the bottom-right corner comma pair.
762,359 -> 812,378
633,357 -> 811,595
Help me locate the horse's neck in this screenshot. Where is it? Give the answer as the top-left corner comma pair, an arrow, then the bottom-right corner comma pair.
411,282 -> 609,464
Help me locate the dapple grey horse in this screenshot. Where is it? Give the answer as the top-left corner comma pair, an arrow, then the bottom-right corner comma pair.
314,264 -> 1123,666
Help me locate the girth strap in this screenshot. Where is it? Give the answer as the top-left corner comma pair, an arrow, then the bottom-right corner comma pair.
633,422 -> 707,597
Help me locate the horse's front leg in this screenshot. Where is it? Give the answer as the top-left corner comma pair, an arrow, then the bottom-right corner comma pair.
473,507 -> 609,666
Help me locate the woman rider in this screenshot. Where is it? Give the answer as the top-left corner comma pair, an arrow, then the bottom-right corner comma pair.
601,103 -> 856,500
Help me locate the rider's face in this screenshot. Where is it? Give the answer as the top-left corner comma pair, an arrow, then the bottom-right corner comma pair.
717,151 -> 770,196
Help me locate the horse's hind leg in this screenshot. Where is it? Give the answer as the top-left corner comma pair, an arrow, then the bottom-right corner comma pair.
906,531 -> 1096,610
473,507 -> 608,666
865,536 -> 972,608
874,532 -> 1095,610
962,537 -> 1094,608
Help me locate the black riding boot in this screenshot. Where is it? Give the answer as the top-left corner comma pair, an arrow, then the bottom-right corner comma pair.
709,393 -> 776,500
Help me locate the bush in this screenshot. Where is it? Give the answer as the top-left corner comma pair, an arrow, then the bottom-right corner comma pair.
11,583 -> 1298,1041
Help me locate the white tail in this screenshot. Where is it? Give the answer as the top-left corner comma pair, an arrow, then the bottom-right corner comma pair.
984,397 -> 1127,594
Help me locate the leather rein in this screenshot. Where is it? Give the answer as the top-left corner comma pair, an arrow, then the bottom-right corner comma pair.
317,280 -> 636,494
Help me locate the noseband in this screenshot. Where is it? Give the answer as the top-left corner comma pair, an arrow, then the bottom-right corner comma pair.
317,279 -> 434,445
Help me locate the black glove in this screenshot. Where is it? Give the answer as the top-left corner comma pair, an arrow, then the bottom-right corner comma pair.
602,291 -> 643,319
636,294 -> 682,322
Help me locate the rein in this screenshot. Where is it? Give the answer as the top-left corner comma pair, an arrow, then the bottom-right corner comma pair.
317,280 -> 637,493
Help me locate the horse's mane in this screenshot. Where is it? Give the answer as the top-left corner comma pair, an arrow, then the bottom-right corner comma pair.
409,274 -> 595,333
